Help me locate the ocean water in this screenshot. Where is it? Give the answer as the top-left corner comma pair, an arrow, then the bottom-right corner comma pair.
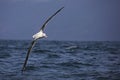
0,40 -> 120,80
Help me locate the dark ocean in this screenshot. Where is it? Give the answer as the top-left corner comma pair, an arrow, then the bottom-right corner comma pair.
0,40 -> 120,80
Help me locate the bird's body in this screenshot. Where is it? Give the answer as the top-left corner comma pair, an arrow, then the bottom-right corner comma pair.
22,7 -> 64,71
32,30 -> 47,40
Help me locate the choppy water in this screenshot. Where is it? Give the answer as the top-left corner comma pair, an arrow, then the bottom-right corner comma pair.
0,40 -> 120,80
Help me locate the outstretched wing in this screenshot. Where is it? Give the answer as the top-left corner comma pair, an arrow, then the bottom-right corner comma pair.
40,7 -> 64,31
22,40 -> 36,71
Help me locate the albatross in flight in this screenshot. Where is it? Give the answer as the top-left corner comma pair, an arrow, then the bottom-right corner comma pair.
22,7 -> 64,71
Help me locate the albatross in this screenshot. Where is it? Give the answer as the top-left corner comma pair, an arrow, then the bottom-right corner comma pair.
22,7 -> 64,71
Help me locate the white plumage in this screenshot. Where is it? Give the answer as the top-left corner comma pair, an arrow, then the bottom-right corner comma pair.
32,30 -> 47,40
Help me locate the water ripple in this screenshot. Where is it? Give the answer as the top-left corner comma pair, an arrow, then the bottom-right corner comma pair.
0,40 -> 120,80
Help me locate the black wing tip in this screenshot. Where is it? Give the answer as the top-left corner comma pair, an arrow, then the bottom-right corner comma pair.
57,6 -> 64,14
21,68 -> 25,72
61,6 -> 65,9
60,6 -> 65,11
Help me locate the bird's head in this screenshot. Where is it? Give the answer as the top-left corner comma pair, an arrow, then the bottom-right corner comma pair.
43,33 -> 47,38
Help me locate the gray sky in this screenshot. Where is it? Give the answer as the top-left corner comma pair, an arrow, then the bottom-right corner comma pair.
0,0 -> 120,41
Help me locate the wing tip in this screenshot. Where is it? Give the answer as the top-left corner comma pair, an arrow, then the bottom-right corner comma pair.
60,6 -> 65,10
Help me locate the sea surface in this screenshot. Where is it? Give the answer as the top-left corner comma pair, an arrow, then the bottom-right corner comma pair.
0,40 -> 120,80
